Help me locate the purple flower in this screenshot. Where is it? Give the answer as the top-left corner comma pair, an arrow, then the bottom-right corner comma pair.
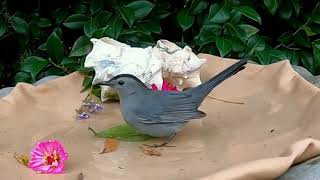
88,103 -> 104,113
77,112 -> 89,120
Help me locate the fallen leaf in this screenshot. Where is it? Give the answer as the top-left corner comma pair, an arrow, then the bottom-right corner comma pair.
139,145 -> 162,156
99,138 -> 118,154
89,123 -> 154,141
14,153 -> 29,166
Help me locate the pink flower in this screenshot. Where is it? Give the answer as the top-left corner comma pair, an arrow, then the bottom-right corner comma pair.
28,140 -> 68,174
151,80 -> 178,91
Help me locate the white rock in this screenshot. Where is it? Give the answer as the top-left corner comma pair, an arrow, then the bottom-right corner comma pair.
84,37 -> 206,101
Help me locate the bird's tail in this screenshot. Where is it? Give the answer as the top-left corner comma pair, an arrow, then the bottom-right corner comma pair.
192,59 -> 247,98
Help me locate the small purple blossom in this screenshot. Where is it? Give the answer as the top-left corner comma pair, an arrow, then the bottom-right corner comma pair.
77,112 -> 89,120
76,98 -> 104,120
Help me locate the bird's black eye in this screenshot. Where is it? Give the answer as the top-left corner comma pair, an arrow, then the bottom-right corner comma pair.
118,80 -> 124,85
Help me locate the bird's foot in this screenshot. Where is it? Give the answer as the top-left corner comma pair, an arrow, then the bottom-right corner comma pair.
143,143 -> 176,148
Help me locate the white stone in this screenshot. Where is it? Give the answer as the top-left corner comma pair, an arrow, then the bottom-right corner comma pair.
84,37 -> 207,101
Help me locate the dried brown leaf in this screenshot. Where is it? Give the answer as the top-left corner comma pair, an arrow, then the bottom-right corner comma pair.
99,138 -> 118,154
14,153 -> 29,166
139,145 -> 162,156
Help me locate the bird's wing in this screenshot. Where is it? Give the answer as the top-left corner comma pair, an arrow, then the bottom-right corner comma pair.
134,91 -> 206,125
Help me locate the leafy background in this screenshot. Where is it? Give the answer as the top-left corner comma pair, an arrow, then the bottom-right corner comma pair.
0,0 -> 320,89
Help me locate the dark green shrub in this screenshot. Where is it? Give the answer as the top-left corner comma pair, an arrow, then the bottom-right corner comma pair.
0,0 -> 319,88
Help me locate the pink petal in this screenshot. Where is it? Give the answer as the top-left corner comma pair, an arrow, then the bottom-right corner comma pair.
151,84 -> 158,91
52,165 -> 64,174
28,160 -> 44,169
30,150 -> 43,158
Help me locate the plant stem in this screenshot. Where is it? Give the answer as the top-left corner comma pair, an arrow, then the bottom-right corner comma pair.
292,1 -> 320,37
208,95 -> 244,104
88,127 -> 98,136
48,58 -> 67,71
274,1 -> 320,50
0,32 -> 13,41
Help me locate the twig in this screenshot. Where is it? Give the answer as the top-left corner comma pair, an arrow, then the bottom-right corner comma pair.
208,95 -> 244,104
274,1 -> 320,49
48,58 -> 67,71
292,2 -> 320,36
274,42 -> 300,50
88,127 -> 97,136
0,32 -> 13,41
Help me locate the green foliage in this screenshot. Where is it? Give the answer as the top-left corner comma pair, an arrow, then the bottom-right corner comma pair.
91,123 -> 154,141
0,0 -> 320,88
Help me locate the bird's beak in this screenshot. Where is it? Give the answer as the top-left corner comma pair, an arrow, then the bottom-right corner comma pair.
94,80 -> 113,86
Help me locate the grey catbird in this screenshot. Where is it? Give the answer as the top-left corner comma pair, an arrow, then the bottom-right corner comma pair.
96,59 -> 247,147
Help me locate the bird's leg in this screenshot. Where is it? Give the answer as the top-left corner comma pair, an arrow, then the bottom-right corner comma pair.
144,133 -> 176,148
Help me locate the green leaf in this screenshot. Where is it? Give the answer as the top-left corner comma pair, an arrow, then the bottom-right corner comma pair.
152,9 -> 171,19
38,43 -> 47,51
21,56 -> 49,79
177,9 -> 195,31
294,31 -> 310,48
14,72 -> 32,84
92,27 -> 107,38
30,22 -> 41,38
208,3 -> 230,23
215,37 -> 232,57
229,11 -> 242,25
284,50 -> 299,65
93,123 -> 154,141
91,85 -> 101,98
37,18 -> 52,27
235,6 -> 261,24
255,48 -> 286,65
125,0 -> 155,20
53,8 -> 69,24
104,16 -> 123,39
313,40 -> 320,74
0,19 -> 7,37
81,76 -> 93,92
238,24 -> 259,38
263,0 -> 278,15
94,11 -> 112,27
246,35 -> 265,57
226,23 -> 246,41
300,51 -> 315,74
303,26 -> 317,36
61,57 -> 77,65
54,27 -> 63,39
47,32 -> 64,62
69,36 -> 93,57
136,20 -> 161,34
72,4 -> 88,14
277,32 -> 292,45
77,67 -> 94,74
191,0 -> 208,15
312,13 -> 320,24
118,6 -> 135,28
291,0 -> 300,16
194,24 -> 218,47
11,17 -> 29,34
231,37 -> 245,52
42,66 -> 66,77
90,0 -> 104,15
83,18 -> 97,37
63,14 -> 90,29
279,2 -> 292,20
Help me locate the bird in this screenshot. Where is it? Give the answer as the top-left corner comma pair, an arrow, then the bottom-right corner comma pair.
95,59 -> 247,147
